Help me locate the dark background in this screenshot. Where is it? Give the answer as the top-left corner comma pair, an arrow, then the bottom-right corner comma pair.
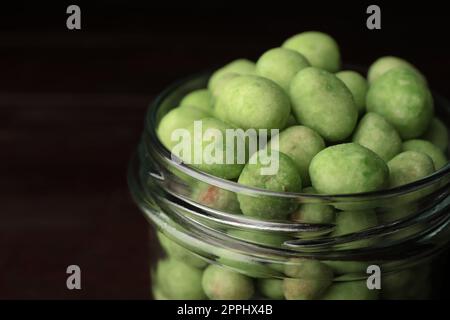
0,1 -> 449,299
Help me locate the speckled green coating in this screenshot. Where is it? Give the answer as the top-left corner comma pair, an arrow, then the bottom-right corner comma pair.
215,75 -> 291,130
191,182 -> 241,214
217,254 -> 279,279
182,118 -> 246,179
257,279 -> 284,300
208,59 -> 256,93
352,112 -> 402,162
157,107 -> 209,150
366,68 -> 434,139
237,150 -> 302,220
283,278 -> 332,300
210,72 -> 240,100
421,117 -> 449,152
309,143 -> 389,194
367,56 -> 426,84
402,139 -> 447,170
155,259 -> 206,300
322,281 -> 379,300
388,151 -> 435,187
283,258 -> 333,299
290,187 -> 335,224
269,126 -> 325,186
157,232 -> 207,268
335,70 -> 368,114
282,31 -> 341,72
180,89 -> 213,114
256,47 -> 310,93
290,67 -> 358,142
202,265 -> 254,300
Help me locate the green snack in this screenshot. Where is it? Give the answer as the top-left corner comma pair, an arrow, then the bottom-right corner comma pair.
215,75 -> 291,130
367,56 -> 426,84
322,281 -> 378,300
210,72 -> 240,100
237,150 -> 302,220
309,143 -> 389,194
180,117 -> 247,179
157,232 -> 207,268
257,279 -> 285,300
282,31 -> 341,72
290,187 -> 335,224
421,117 -> 449,152
402,139 -> 447,170
335,70 -> 368,115
290,67 -> 358,142
284,258 -> 334,280
208,59 -> 256,93
155,259 -> 206,300
218,254 -> 279,279
191,182 -> 241,214
256,47 -> 310,93
157,107 -> 209,150
283,278 -> 331,300
202,265 -> 254,300
388,151 -> 435,187
366,68 -> 434,139
333,210 -> 378,236
352,112 -> 402,162
269,126 -> 325,186
180,89 -> 213,114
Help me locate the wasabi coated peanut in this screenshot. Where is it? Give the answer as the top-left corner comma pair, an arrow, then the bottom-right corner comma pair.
210,72 -> 240,99
290,67 -> 358,142
367,67 -> 434,139
283,258 -> 333,300
309,143 -> 389,194
334,210 -> 378,234
256,47 -> 310,93
421,117 -> 449,152
388,151 -> 435,187
269,125 -> 325,186
202,264 -> 254,300
282,31 -> 341,72
155,259 -> 206,300
367,56 -> 426,84
333,210 -> 378,248
402,139 -> 448,170
237,150 -> 302,220
335,70 -> 368,115
157,107 -> 209,150
218,253 -> 280,279
283,278 -> 332,300
191,182 -> 241,214
257,279 -> 284,300
180,117 -> 247,179
352,112 -> 402,162
180,89 -> 213,115
322,280 -> 379,300
290,187 -> 335,224
208,59 -> 256,93
157,232 -> 207,268
215,75 -> 291,130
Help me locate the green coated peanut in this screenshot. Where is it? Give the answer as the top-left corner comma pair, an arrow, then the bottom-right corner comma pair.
290,67 -> 358,142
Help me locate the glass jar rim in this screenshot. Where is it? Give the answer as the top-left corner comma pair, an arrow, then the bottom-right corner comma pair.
145,71 -> 450,201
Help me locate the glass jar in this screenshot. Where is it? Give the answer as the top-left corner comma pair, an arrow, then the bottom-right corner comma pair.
128,72 -> 450,300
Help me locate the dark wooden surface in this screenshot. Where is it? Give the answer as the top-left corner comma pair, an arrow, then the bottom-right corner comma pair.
0,3 -> 449,299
